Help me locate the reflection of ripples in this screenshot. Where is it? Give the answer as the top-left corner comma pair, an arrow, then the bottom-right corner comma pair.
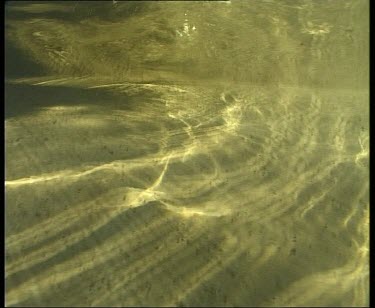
5,77 -> 369,306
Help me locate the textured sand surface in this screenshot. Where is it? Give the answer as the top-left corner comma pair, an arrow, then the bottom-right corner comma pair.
5,1 -> 369,307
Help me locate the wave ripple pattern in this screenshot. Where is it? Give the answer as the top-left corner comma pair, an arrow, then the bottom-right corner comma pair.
5,1 -> 369,307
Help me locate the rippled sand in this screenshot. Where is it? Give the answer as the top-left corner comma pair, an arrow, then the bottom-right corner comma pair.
5,1 -> 369,307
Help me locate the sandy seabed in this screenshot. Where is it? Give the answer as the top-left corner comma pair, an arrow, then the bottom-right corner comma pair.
5,1 -> 369,307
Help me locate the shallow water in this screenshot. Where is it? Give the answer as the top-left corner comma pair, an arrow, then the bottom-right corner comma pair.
5,1 -> 369,307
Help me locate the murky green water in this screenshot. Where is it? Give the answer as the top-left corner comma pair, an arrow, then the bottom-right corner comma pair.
5,1 -> 369,307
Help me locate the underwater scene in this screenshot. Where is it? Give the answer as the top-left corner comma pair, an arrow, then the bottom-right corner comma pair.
5,0 -> 369,306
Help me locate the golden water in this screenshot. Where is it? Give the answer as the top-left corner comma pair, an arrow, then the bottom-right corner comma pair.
5,1 -> 369,306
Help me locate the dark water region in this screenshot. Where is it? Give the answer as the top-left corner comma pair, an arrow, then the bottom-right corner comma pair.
5,1 -> 369,307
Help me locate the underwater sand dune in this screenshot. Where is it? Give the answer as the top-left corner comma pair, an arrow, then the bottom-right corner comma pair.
5,79 -> 369,306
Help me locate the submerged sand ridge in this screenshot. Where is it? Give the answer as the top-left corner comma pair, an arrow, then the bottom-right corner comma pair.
5,80 -> 369,306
